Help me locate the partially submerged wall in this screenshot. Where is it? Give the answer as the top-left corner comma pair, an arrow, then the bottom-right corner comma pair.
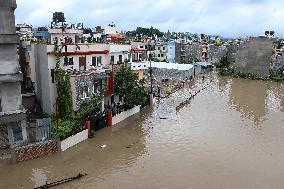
12,140 -> 58,162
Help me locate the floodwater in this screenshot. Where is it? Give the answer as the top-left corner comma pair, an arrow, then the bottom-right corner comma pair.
1,74 -> 284,189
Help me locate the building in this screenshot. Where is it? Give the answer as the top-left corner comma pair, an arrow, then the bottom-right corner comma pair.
0,0 -> 28,149
234,37 -> 276,77
110,44 -> 131,64
131,42 -> 149,62
154,43 -> 167,62
28,14 -> 113,114
105,23 -> 117,35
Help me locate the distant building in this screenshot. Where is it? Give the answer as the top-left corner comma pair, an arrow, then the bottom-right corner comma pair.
154,43 -> 167,62
234,37 -> 276,77
105,23 -> 117,35
110,44 -> 131,64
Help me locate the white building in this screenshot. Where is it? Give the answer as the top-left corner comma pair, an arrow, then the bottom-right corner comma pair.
131,42 -> 149,62
154,43 -> 168,61
30,28 -> 112,114
110,44 -> 131,64
105,23 -> 117,35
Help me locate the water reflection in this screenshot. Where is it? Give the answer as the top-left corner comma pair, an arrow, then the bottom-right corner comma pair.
218,77 -> 284,125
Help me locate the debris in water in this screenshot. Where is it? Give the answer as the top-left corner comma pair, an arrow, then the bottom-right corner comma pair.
126,144 -> 134,148
100,145 -> 107,149
34,173 -> 87,189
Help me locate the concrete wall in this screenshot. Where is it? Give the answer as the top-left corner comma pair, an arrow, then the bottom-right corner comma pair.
33,44 -> 55,114
209,45 -> 227,64
234,37 -> 275,77
112,106 -> 140,126
60,129 -> 88,151
175,43 -> 182,64
0,45 -> 19,75
184,43 -> 202,63
0,82 -> 22,112
0,0 -> 16,35
0,0 -> 28,149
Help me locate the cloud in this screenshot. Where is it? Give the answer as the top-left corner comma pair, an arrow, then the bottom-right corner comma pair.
15,0 -> 284,37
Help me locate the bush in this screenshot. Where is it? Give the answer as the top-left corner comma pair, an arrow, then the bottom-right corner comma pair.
52,119 -> 74,140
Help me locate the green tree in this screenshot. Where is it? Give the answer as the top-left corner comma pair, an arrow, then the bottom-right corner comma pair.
114,66 -> 148,109
54,55 -> 74,121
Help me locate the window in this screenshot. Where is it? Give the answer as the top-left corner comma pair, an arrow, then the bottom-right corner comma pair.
140,45 -> 144,49
79,57 -> 86,71
92,56 -> 97,66
110,56 -> 114,64
51,69 -> 55,83
68,57 -> 74,65
83,86 -> 89,98
0,98 -> 2,112
93,81 -> 101,95
161,54 -> 164,57
119,55 -> 123,63
64,56 -> 68,66
79,87 -> 84,99
80,86 -> 89,99
12,123 -> 23,142
163,47 -> 166,50
158,54 -> 161,57
97,56 -> 102,65
158,47 -> 160,50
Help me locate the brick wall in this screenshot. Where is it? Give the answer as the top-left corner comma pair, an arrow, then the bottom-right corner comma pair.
12,140 -> 58,162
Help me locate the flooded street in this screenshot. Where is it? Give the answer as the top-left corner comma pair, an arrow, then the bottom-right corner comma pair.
1,75 -> 284,189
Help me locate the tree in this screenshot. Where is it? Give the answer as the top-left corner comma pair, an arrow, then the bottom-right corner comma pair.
114,66 -> 148,109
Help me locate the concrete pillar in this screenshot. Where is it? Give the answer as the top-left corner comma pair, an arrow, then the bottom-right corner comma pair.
107,111 -> 112,127
0,0 -> 28,147
21,120 -> 28,141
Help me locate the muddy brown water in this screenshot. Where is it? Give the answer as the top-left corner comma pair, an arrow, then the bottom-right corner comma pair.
1,75 -> 284,189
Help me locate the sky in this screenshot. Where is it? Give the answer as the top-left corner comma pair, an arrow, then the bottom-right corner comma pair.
15,0 -> 284,38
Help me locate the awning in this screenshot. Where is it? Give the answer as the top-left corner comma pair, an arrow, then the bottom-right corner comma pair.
95,74 -> 109,79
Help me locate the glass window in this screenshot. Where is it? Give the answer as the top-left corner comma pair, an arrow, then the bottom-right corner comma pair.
110,56 -> 114,64
97,56 -> 102,65
119,55 -> 123,63
12,123 -> 23,142
83,86 -> 89,98
92,56 -> 97,66
79,57 -> 86,71
64,56 -> 68,66
68,57 -> 74,65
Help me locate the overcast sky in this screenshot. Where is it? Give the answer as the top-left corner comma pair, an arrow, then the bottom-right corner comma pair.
15,0 -> 284,37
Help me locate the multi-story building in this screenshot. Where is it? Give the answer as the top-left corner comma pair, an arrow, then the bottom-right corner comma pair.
154,43 -> 167,62
234,37 -> 276,77
110,44 -> 131,64
131,42 -> 149,62
28,14 -> 113,114
0,0 -> 28,149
